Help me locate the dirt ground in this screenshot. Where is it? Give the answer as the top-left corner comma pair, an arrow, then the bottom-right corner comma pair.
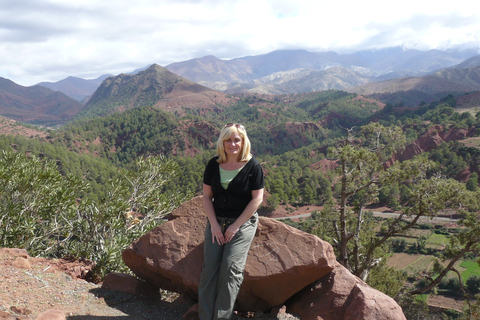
0,206 -> 311,320
0,248 -> 299,320
0,205 -> 463,319
427,295 -> 465,313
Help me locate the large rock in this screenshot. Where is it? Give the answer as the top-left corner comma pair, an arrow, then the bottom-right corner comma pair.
122,196 -> 336,311
286,262 -> 406,320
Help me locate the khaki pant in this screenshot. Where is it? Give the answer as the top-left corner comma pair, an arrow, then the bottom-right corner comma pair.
198,213 -> 258,320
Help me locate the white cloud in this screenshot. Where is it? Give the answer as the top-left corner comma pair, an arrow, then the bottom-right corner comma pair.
0,0 -> 479,86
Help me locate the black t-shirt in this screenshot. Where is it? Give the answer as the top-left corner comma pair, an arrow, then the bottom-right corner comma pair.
203,156 -> 264,218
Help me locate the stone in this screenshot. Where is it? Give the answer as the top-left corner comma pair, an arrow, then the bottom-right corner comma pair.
286,262 -> 406,320
11,257 -> 31,269
35,309 -> 65,320
237,217 -> 335,311
102,272 -> 161,298
122,196 -> 336,312
9,306 -> 31,316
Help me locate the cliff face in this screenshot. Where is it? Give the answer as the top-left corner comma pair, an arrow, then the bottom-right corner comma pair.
386,125 -> 476,171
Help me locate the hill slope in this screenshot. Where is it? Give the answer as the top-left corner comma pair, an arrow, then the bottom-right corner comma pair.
77,64 -> 234,119
0,77 -> 84,126
349,65 -> 480,96
0,115 -> 47,138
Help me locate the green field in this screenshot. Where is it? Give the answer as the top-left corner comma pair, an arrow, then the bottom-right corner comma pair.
427,233 -> 449,249
459,260 -> 480,282
387,230 -> 479,284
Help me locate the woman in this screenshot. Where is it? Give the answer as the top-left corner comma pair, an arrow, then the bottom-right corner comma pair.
198,123 -> 264,320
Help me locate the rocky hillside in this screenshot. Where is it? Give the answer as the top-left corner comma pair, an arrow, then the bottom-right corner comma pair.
0,77 -> 84,126
166,48 -> 479,94
0,116 -> 48,138
456,90 -> 480,109
77,64 -> 234,119
349,65 -> 480,96
224,66 -> 375,94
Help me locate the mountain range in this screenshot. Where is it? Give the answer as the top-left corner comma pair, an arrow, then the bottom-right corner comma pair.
0,77 -> 84,126
1,46 -> 480,126
165,47 -> 479,93
38,74 -> 111,102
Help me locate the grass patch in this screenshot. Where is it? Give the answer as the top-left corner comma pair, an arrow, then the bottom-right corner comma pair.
415,294 -> 429,303
387,253 -> 436,275
407,229 -> 432,237
426,233 -> 448,249
391,235 -> 417,245
460,260 -> 480,282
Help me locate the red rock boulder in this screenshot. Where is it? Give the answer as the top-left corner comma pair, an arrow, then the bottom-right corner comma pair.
122,196 -> 336,312
286,262 -> 406,320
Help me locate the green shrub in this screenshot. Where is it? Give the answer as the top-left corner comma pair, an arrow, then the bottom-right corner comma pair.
0,151 -> 187,280
466,275 -> 480,295
390,238 -> 408,253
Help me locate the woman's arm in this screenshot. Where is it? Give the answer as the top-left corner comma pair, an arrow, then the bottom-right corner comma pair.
203,183 -> 225,245
224,188 -> 264,243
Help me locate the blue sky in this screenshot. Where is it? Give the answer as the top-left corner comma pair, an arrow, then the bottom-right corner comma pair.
1,0 -> 479,86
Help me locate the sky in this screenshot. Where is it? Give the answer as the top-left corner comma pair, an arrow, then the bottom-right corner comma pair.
1,0 -> 480,86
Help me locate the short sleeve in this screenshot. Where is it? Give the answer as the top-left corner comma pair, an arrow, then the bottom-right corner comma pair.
250,159 -> 265,190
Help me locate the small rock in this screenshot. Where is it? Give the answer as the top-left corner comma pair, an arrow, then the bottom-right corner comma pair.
35,309 -> 65,320
9,306 -> 31,316
102,272 -> 161,298
11,257 -> 31,269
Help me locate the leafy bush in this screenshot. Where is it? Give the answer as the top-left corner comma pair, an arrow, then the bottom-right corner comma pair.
443,277 -> 462,296
0,150 -> 86,256
466,275 -> 480,295
390,238 -> 408,253
0,150 -> 187,280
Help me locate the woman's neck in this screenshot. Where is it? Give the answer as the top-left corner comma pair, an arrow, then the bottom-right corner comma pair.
225,154 -> 240,163
225,155 -> 240,163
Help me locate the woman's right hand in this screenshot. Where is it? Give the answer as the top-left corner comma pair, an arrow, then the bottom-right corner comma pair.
210,221 -> 225,245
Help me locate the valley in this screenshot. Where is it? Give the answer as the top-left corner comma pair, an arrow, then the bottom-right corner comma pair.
1,47 -> 480,319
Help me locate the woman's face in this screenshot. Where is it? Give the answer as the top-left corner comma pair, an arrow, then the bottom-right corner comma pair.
223,131 -> 243,159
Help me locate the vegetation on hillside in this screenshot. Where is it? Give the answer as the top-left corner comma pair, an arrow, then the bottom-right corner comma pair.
1,89 -> 480,319
0,151 -> 189,279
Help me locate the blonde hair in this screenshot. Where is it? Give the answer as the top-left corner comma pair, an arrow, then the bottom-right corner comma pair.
216,124 -> 252,163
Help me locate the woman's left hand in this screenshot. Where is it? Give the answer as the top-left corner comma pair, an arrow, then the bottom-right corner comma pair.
225,224 -> 240,243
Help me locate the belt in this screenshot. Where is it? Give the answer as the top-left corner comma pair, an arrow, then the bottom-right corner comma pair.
215,213 -> 258,233
216,216 -> 237,233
